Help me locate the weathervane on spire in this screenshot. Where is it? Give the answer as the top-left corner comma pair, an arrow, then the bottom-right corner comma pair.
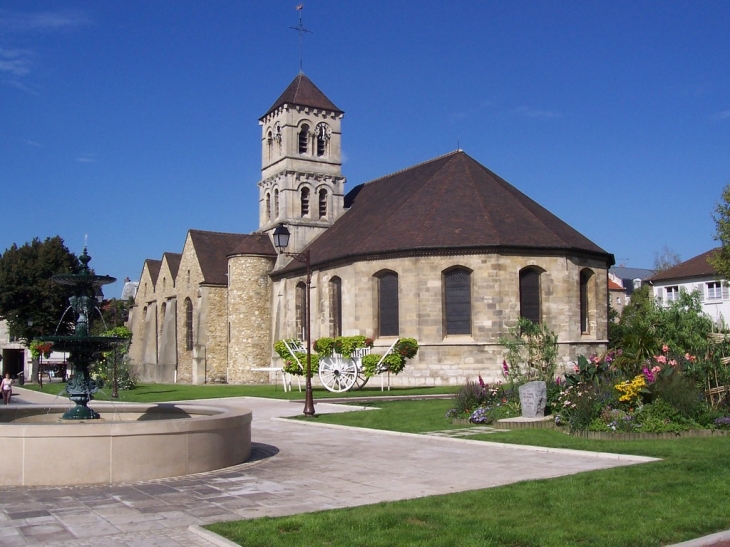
290,4 -> 312,71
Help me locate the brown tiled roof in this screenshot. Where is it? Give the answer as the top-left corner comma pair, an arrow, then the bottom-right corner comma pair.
279,151 -> 613,274
228,234 -> 277,257
161,252 -> 182,279
188,230 -> 249,285
649,248 -> 719,282
608,279 -> 624,291
143,259 -> 162,284
262,73 -> 342,119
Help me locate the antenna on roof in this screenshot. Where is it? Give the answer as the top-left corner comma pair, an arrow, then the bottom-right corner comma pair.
290,4 -> 312,72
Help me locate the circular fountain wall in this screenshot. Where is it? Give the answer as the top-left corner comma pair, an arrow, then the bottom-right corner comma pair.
0,403 -> 252,486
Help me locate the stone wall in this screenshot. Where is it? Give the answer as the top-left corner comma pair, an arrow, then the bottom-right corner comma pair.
272,251 -> 610,386
174,235 -> 206,384
227,255 -> 275,384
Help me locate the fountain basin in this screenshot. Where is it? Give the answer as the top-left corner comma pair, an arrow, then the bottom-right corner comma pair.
0,403 -> 252,486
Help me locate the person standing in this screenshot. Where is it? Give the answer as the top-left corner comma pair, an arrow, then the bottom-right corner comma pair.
1,373 -> 13,404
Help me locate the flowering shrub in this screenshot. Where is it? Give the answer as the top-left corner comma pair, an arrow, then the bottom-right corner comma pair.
564,351 -> 620,387
273,339 -> 320,375
714,416 -> 730,429
499,318 -> 559,383
446,376 -> 520,423
614,375 -> 647,405
362,338 -> 418,377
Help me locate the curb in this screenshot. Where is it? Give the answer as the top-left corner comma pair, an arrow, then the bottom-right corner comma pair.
666,530 -> 730,547
189,525 -> 242,546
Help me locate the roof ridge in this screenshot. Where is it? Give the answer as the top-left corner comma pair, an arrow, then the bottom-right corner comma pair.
358,150 -> 463,188
188,228 -> 247,237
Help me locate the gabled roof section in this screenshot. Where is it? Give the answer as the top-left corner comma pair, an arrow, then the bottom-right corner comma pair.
279,151 -> 613,274
649,248 -> 719,282
262,73 -> 342,119
143,259 -> 162,284
188,230 -> 249,285
161,252 -> 182,279
228,234 -> 277,257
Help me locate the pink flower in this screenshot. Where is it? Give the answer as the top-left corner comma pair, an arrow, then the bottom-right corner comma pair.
651,366 -> 661,374
662,345 -> 669,353
669,359 -> 677,367
574,365 -> 580,373
656,355 -> 667,365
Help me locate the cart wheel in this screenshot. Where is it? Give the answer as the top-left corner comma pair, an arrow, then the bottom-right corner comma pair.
318,356 -> 358,392
350,371 -> 369,391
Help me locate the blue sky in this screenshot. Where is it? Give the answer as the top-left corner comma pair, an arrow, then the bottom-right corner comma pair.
1,1 -> 729,297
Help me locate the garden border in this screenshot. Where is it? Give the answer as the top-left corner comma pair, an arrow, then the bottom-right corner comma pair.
568,428 -> 730,441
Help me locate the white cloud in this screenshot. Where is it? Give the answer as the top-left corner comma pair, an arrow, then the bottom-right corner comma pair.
24,139 -> 42,147
713,110 -> 730,121
513,106 -> 562,119
76,153 -> 97,163
0,47 -> 32,76
0,9 -> 91,33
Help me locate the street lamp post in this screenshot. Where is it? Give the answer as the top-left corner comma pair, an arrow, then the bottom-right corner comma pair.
272,223 -> 315,417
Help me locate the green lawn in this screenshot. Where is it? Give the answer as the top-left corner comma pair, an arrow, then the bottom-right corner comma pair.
21,381 -> 459,403
207,398 -> 730,547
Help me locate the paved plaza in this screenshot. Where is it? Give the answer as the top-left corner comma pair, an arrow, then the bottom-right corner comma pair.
0,388 -> 660,546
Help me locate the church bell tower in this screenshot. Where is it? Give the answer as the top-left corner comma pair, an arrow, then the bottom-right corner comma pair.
257,73 -> 345,254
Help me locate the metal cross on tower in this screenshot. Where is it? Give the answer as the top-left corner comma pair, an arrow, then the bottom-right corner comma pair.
290,4 -> 312,71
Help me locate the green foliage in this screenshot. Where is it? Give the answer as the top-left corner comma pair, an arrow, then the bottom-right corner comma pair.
29,340 -> 53,359
710,183 -> 730,280
92,325 -> 136,390
313,337 -> 335,356
361,338 -> 419,377
564,353 -> 617,387
499,317 -> 558,383
0,236 -> 81,342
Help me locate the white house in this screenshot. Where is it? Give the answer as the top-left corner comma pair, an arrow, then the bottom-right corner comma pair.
649,248 -> 730,325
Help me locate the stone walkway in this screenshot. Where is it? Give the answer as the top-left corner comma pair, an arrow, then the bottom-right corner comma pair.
0,388 -> 660,546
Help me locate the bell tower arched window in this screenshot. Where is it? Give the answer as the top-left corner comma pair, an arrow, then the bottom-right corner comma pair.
274,188 -> 280,218
298,124 -> 310,154
266,130 -> 273,161
301,188 -> 310,216
315,122 -> 330,157
265,192 -> 271,221
319,189 -> 327,218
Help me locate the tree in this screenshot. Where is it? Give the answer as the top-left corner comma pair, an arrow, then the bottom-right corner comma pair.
709,183 -> 730,279
653,245 -> 682,273
0,237 -> 81,342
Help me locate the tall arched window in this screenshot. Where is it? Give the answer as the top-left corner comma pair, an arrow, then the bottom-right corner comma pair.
376,271 -> 399,337
274,188 -> 280,217
298,124 -> 310,154
295,282 -> 307,340
444,267 -> 472,335
300,187 -> 310,216
266,130 -> 273,160
185,298 -> 194,351
266,192 -> 271,221
319,189 -> 327,218
315,122 -> 330,157
580,269 -> 594,334
330,276 -> 342,338
160,301 -> 166,323
519,267 -> 542,324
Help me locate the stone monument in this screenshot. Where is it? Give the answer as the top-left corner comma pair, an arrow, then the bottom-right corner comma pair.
519,380 -> 547,418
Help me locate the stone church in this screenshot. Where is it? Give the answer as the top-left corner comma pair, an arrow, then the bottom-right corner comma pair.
128,73 -> 615,386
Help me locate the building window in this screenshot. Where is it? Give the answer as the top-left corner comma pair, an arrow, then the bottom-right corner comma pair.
707,281 -> 722,300
315,122 -> 330,157
519,267 -> 542,324
319,189 -> 327,218
266,192 -> 271,221
266,130 -> 273,160
666,286 -> 679,303
298,124 -> 310,154
274,188 -> 280,217
160,301 -> 166,323
579,269 -> 594,334
185,298 -> 193,351
376,271 -> 399,337
301,188 -> 310,216
295,282 -> 307,340
444,267 -> 471,335
330,276 -> 342,338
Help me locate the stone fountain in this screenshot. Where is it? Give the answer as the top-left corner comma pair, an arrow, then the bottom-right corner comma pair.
0,248 -> 252,487
40,247 -> 121,419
